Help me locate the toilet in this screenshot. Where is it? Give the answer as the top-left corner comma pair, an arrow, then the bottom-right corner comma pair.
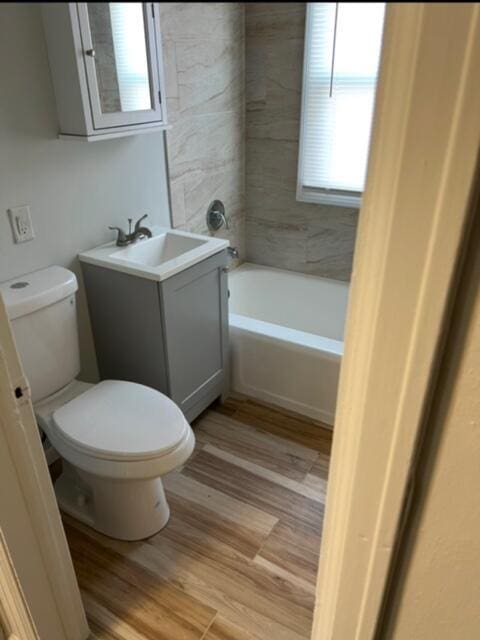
1,265 -> 195,541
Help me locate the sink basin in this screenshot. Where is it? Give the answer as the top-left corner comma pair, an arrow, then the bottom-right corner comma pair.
110,233 -> 207,267
79,226 -> 229,282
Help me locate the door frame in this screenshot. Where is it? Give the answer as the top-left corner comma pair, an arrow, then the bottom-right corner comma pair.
1,4 -> 480,640
312,3 -> 480,638
0,528 -> 40,640
0,296 -> 89,640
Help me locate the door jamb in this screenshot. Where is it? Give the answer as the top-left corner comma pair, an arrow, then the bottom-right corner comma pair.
0,298 -> 89,640
312,4 -> 480,638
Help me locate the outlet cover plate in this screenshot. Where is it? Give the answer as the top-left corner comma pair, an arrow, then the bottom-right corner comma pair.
8,205 -> 35,243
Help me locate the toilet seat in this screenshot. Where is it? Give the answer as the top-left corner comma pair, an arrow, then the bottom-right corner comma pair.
38,379 -> 195,481
52,380 -> 188,462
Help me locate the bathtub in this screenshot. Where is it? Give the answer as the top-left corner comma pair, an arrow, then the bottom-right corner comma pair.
228,263 -> 349,426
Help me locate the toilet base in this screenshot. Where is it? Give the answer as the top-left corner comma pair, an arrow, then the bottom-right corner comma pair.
55,462 -> 170,541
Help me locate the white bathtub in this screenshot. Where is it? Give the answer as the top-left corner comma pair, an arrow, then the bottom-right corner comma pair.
228,263 -> 349,425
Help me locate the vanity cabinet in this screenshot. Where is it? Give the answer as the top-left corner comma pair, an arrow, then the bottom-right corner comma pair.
81,251 -> 229,422
42,3 -> 167,140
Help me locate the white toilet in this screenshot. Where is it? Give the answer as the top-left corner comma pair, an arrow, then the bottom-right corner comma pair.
1,265 -> 195,541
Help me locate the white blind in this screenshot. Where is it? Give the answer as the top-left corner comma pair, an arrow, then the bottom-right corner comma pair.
298,3 -> 385,204
109,3 -> 152,112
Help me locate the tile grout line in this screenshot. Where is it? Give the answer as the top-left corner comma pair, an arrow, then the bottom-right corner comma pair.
302,451 -> 320,481
202,444 -> 325,503
199,612 -> 218,640
251,555 -> 317,596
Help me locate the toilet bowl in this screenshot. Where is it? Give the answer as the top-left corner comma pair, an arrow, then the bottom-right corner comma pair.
35,378 -> 195,540
1,266 -> 195,541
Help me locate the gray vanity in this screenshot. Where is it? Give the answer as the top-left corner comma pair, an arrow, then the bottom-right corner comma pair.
79,228 -> 229,422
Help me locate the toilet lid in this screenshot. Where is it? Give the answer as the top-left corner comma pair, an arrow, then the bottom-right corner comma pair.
52,380 -> 189,461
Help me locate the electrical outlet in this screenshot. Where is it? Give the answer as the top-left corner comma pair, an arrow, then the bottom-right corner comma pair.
8,205 -> 35,243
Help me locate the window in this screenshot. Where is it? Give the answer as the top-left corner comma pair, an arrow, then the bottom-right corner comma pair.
297,3 -> 385,207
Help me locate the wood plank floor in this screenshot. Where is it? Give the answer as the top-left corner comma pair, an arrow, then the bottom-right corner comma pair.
63,395 -> 332,640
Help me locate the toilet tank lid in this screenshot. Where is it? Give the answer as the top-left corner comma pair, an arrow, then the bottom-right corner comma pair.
0,266 -> 78,320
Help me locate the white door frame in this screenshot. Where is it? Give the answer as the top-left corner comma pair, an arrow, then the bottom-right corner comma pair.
0,528 -> 40,640
1,4 -> 479,640
312,3 -> 480,639
0,295 -> 89,640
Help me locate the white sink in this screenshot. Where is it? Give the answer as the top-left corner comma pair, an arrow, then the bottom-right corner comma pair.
110,233 -> 207,267
79,226 -> 229,282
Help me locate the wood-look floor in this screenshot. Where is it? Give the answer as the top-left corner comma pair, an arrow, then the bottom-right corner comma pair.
63,395 -> 332,640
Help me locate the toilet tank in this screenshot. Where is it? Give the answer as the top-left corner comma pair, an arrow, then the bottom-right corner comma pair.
0,267 -> 80,403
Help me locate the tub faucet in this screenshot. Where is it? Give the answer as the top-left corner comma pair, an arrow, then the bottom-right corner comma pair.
228,246 -> 239,259
109,214 -> 153,247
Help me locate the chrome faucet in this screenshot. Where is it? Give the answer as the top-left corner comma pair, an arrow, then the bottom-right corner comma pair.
109,214 -> 153,247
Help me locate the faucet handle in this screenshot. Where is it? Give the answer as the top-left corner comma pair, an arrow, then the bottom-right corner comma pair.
108,226 -> 128,246
207,200 -> 228,231
134,214 -> 148,231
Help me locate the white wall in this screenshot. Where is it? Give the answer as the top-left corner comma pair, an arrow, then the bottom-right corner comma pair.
384,211 -> 480,639
0,4 -> 171,381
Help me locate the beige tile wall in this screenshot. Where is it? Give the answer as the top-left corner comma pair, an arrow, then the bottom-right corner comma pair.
160,3 -> 245,265
160,2 -> 358,281
245,3 -> 358,281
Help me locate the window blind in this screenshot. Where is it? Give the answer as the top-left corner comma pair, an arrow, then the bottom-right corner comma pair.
109,3 -> 151,112
297,3 -> 385,207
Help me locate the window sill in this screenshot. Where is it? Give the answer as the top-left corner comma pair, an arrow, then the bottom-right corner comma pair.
296,186 -> 362,208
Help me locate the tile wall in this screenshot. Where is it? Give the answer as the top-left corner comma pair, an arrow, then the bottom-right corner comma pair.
160,3 -> 245,265
245,3 -> 358,281
160,2 -> 358,281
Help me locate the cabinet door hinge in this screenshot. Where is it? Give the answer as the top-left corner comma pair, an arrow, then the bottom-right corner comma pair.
158,90 -> 162,105
151,3 -> 155,18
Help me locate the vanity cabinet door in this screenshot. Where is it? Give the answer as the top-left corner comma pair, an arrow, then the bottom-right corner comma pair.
77,2 -> 165,129
160,252 -> 229,418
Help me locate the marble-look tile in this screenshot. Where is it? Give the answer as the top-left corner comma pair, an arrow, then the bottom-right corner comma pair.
246,181 -> 358,279
166,97 -> 181,125
246,41 -> 304,115
176,38 -> 244,116
305,217 -> 357,281
188,206 -> 245,267
246,217 -> 307,273
166,110 -> 243,183
245,1 -> 358,281
183,159 -> 244,226
246,138 -> 299,193
264,39 -> 304,113
246,108 -> 300,143
246,5 -> 306,42
161,3 -> 245,267
246,185 -> 307,227
246,214 -> 355,281
169,177 -> 187,228
246,3 -> 306,17
304,253 -> 354,281
160,3 -> 243,43
246,45 -> 266,110
162,38 -> 179,100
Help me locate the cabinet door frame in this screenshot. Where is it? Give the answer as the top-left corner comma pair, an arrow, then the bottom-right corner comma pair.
160,251 -> 229,418
76,2 -> 165,130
